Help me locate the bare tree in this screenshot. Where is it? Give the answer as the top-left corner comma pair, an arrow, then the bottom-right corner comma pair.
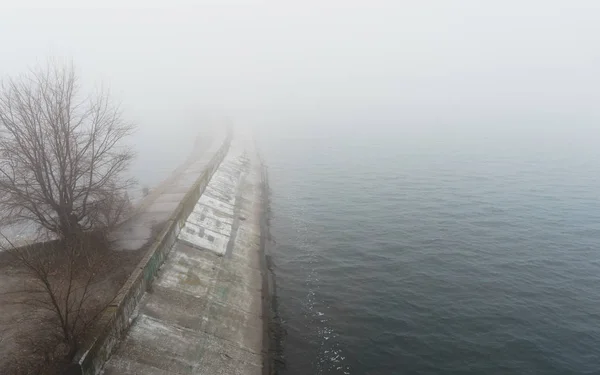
0,62 -> 135,241
1,233 -> 114,374
88,184 -> 132,231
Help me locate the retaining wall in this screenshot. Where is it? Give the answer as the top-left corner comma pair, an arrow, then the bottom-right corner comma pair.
65,133 -> 232,375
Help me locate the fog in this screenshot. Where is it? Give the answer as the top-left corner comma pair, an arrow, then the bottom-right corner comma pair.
1,1 -> 600,184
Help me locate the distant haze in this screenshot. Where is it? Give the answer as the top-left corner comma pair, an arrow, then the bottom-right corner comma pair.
2,3 -> 600,373
1,1 -> 599,177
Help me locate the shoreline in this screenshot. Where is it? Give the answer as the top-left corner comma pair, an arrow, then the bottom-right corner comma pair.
258,157 -> 285,375
97,134 -> 271,374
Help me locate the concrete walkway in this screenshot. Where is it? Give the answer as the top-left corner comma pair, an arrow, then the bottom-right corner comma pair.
111,129 -> 226,251
102,135 -> 264,375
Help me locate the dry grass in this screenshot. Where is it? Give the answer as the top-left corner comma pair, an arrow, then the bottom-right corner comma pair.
0,232 -> 146,375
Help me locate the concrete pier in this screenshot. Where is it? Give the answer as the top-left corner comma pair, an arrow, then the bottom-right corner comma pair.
100,134 -> 265,375
111,129 -> 227,252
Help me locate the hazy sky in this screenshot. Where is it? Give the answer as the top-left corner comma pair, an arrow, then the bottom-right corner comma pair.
1,1 -> 599,178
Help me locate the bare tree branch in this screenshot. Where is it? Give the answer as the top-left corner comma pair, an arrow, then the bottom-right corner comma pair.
0,61 -> 135,240
1,231 -> 116,373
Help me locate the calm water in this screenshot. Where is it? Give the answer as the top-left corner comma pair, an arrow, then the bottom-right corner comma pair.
260,129 -> 600,375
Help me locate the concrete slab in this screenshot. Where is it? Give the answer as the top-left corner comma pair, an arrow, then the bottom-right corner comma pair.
179,225 -> 230,256
177,152 -> 248,256
188,208 -> 234,228
197,195 -> 235,214
107,315 -> 210,373
101,135 -> 265,375
110,130 -> 227,251
199,299 -> 263,353
141,287 -> 262,353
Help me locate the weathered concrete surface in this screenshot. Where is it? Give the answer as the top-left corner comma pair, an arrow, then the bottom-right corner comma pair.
68,130 -> 232,375
178,158 -> 245,256
101,134 -> 265,375
111,129 -> 226,251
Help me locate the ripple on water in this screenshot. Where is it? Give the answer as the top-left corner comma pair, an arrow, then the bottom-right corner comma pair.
265,136 -> 600,375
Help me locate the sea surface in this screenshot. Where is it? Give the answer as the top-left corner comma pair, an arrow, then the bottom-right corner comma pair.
258,127 -> 600,375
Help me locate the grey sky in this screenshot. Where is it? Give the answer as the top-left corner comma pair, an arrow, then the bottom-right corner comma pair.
1,1 -> 599,173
